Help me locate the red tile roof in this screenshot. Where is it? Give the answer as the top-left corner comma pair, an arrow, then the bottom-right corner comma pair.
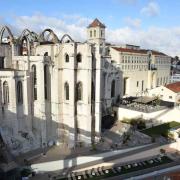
112,47 -> 168,56
88,18 -> 106,28
112,47 -> 147,54
151,50 -> 167,56
165,82 -> 180,93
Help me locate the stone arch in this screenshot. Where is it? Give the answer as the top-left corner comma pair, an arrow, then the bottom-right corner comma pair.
39,29 -> 59,43
19,29 -> 32,41
19,29 -> 39,55
19,29 -> 38,42
0,26 -> 14,44
60,34 -> 74,43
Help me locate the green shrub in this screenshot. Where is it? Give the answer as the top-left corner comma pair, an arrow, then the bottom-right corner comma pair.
21,168 -> 32,177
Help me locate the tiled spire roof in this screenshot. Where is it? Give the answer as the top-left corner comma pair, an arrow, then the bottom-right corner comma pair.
88,18 -> 106,28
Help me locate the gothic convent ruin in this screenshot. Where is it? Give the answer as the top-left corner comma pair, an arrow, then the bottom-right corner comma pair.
0,19 -> 171,154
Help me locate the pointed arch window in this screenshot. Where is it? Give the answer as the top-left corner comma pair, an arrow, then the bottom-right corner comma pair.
64,82 -> 69,100
3,81 -> 9,104
17,81 -> 23,104
76,53 -> 82,63
65,54 -> 69,63
111,80 -> 115,98
32,65 -> 37,100
44,64 -> 49,100
76,82 -> 83,101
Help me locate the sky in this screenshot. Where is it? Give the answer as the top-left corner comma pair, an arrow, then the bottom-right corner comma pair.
0,0 -> 180,56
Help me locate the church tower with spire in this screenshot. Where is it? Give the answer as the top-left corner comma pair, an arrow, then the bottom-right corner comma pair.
87,18 -> 106,46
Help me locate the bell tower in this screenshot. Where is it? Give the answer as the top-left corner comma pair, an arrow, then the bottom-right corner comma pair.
87,18 -> 106,46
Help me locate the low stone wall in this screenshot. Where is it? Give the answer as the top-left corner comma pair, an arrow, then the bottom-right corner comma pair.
115,107 -> 180,123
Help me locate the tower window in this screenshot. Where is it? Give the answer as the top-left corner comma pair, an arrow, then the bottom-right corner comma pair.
101,30 -> 103,37
90,31 -> 92,38
94,30 -> 96,37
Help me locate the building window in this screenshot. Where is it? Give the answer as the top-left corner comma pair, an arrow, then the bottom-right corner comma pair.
65,54 -> 69,63
76,82 -> 83,101
76,53 -> 82,63
137,81 -> 139,87
64,82 -> 69,100
17,81 -> 23,104
94,30 -> 96,37
111,80 -> 115,98
32,65 -> 37,101
169,96 -> 172,99
90,31 -> 92,38
3,81 -> 9,104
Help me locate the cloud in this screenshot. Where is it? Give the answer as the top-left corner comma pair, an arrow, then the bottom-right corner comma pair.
0,14 -> 180,56
124,17 -> 141,28
106,26 -> 180,56
12,14 -> 92,41
141,2 -> 159,17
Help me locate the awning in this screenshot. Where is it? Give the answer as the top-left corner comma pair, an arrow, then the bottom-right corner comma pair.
133,96 -> 157,104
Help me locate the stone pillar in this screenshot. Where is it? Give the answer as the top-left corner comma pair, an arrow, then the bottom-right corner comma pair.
36,61 -> 46,146
9,75 -> 18,135
94,52 -> 102,137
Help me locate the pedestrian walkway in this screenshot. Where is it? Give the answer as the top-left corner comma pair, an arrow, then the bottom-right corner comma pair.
30,144 -> 151,173
73,141 -> 180,173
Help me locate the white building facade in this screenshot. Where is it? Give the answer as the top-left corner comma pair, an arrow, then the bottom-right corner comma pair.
0,19 -> 122,153
110,45 -> 171,97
